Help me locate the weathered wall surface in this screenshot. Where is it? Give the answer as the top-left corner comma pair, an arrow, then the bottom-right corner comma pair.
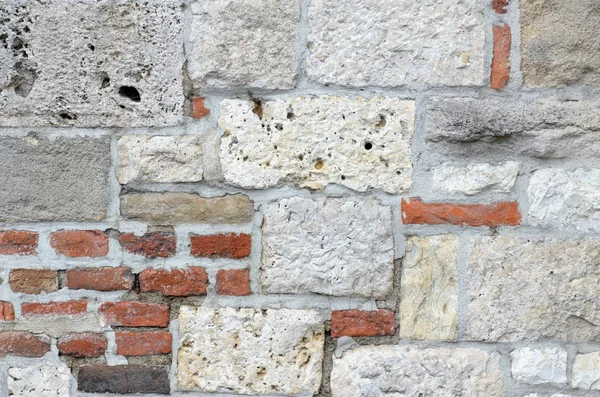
0,0 -> 599,396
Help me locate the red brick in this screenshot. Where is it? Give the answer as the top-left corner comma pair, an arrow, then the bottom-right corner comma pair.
190,233 -> 251,259
115,331 -> 172,356
492,0 -> 509,13
0,230 -> 38,255
9,269 -> 58,294
139,267 -> 208,297
0,301 -> 15,321
191,97 -> 210,119
216,269 -> 251,296
58,333 -> 107,358
119,232 -> 176,258
22,300 -> 87,316
0,331 -> 51,357
66,267 -> 134,291
50,230 -> 109,257
99,302 -> 169,327
401,198 -> 521,227
331,310 -> 395,337
491,25 -> 511,90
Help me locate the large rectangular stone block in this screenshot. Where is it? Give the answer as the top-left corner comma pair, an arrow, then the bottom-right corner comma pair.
0,135 -> 110,222
0,0 -> 184,127
468,236 -> 600,342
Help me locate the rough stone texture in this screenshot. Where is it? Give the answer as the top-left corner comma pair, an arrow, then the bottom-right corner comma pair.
77,365 -> 170,394
572,352 -> 600,390
521,0 -> 600,87
9,269 -> 58,295
468,236 -> 600,342
117,135 -> 203,184
433,162 -> 519,196
0,0 -> 184,126
219,96 -> 415,193
511,347 -> 568,385
121,193 -> 254,224
527,169 -> 600,233
426,97 -> 600,158
50,230 -> 108,257
139,267 -> 208,297
262,197 -> 394,298
0,135 -> 110,222
188,0 -> 298,89
307,0 -> 485,87
330,310 -> 395,338
66,267 -> 135,291
57,333 -> 107,358
178,307 -> 324,395
400,235 -> 459,341
0,332 -> 51,357
0,230 -> 38,255
119,232 -> 177,258
331,346 -> 504,396
8,365 -> 70,397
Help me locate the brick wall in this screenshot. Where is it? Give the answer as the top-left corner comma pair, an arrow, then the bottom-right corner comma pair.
0,0 -> 598,396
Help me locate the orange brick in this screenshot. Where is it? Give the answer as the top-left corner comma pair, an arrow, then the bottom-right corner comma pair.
50,230 -> 108,257
22,300 -> 87,316
115,331 -> 172,356
139,267 -> 208,297
0,332 -> 50,357
99,302 -> 169,327
331,310 -> 395,337
0,302 -> 15,321
492,0 -> 509,13
216,269 -> 251,296
491,25 -> 511,90
191,97 -> 210,119
58,333 -> 107,358
66,267 -> 134,291
190,233 -> 251,259
0,231 -> 38,255
9,269 -> 58,294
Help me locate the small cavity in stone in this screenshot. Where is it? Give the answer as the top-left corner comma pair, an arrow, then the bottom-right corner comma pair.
118,86 -> 141,102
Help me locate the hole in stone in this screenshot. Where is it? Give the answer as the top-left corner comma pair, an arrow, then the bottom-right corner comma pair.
314,159 -> 324,170
341,175 -> 346,180
376,114 -> 386,127
252,99 -> 263,119
88,44 -> 95,51
287,111 -> 295,120
364,142 -> 373,150
59,112 -> 77,120
118,86 -> 141,102
12,37 -> 23,51
298,154 -> 304,161
275,123 -> 283,131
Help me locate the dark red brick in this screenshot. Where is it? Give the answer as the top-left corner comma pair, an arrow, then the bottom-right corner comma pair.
119,231 -> 176,258
190,233 -> 251,259
66,267 -> 134,291
58,333 -> 107,358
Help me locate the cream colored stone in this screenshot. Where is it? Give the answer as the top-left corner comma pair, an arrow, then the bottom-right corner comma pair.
511,347 -> 567,385
572,352 -> 600,390
177,307 -> 324,395
219,96 -> 415,193
8,365 -> 71,397
433,162 -> 519,195
400,235 -> 459,341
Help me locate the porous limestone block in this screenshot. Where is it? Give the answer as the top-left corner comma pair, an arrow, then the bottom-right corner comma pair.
511,347 -> 568,385
8,365 -> 71,397
572,352 -> 600,390
433,162 -> 519,195
177,307 -> 324,395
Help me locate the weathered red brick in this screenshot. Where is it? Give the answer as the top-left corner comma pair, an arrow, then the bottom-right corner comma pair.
119,232 -> 176,258
66,267 -> 134,291
99,302 -> 169,327
0,230 -> 38,255
139,267 -> 208,297
9,269 -> 58,294
492,0 -> 509,13
216,269 -> 251,296
401,198 -> 521,227
191,97 -> 210,119
0,331 -> 51,357
331,310 -> 395,337
58,333 -> 107,358
50,230 -> 109,257
0,301 -> 15,321
491,25 -> 511,90
190,233 -> 251,259
115,331 -> 172,356
22,300 -> 87,316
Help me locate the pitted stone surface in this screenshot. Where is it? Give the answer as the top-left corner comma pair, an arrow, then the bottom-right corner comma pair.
117,135 -> 203,184
528,169 -> 600,233
8,364 -> 71,397
433,162 -> 519,195
307,0 -> 485,87
261,197 -> 394,298
220,96 -> 415,193
521,0 -> 600,87
177,307 -> 324,395
400,235 -> 459,341
188,0 -> 298,89
468,236 -> 600,342
427,97 -> 600,158
0,0 -> 184,127
331,346 -> 504,397
572,352 -> 600,390
511,347 -> 568,385
0,135 -> 110,222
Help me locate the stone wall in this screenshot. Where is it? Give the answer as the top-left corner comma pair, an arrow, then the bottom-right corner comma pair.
0,0 -> 598,396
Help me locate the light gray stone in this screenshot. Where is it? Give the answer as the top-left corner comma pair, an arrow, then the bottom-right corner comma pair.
511,347 -> 568,385
219,96 -> 415,193
527,169 -> 600,233
0,134 -> 110,222
307,0 -> 485,87
117,135 -> 203,184
521,0 -> 600,87
433,162 -> 519,195
468,236 -> 600,342
331,346 -> 504,397
572,352 -> 600,390
8,364 -> 71,397
0,0 -> 184,127
177,307 -> 325,395
188,0 -> 298,89
426,97 -> 600,158
261,197 -> 394,298
400,235 -> 459,341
